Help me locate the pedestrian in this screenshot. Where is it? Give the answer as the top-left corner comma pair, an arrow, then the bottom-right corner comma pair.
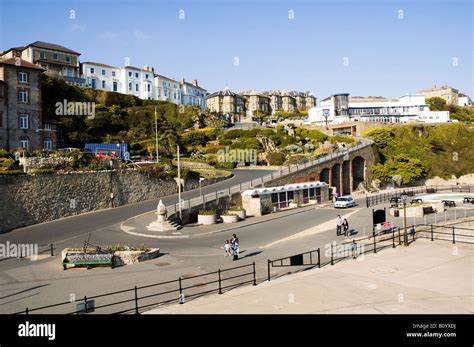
230,234 -> 239,261
343,218 -> 349,237
223,240 -> 231,257
336,215 -> 343,236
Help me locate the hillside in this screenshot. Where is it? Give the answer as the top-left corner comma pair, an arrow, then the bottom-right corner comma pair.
364,124 -> 474,185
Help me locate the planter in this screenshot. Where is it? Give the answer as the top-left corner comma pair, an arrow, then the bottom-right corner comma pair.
198,214 -> 217,225
114,248 -> 160,266
228,209 -> 246,220
221,214 -> 239,223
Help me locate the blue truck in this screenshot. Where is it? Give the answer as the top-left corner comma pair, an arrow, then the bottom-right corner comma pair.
84,143 -> 129,161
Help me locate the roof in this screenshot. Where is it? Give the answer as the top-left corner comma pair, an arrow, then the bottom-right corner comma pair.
418,85 -> 459,93
154,73 -> 178,82
82,61 -> 118,69
207,88 -> 239,98
27,41 -> 81,55
0,57 -> 45,71
242,181 -> 327,196
122,65 -> 142,71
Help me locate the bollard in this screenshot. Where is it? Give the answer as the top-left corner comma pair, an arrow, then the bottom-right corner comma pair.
373,231 -> 377,253
431,224 -> 434,241
452,226 -> 456,244
50,244 -> 54,256
330,243 -> 334,265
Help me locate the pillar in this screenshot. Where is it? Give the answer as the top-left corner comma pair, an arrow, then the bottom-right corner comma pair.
349,159 -> 353,194
339,162 -> 343,195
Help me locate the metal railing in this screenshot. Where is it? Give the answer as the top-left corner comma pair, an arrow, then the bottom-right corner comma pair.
267,248 -> 321,281
168,139 -> 374,217
366,185 -> 474,208
15,262 -> 257,315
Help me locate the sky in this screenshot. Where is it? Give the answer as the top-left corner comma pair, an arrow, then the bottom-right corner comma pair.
0,0 -> 472,102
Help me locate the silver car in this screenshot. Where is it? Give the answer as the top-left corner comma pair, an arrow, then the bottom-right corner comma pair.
334,196 -> 356,208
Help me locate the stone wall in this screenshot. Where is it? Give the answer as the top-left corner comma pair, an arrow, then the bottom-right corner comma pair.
0,169 -> 229,233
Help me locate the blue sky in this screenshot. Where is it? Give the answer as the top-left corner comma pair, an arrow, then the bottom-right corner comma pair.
1,0 -> 472,101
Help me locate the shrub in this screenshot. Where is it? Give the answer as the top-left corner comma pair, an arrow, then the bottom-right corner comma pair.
198,210 -> 216,215
0,149 -> 10,158
295,128 -> 328,142
0,170 -> 24,175
266,152 -> 286,166
31,168 -> 56,175
214,161 -> 236,170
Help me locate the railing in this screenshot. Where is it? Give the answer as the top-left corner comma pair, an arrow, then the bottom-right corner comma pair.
15,262 -> 257,315
366,185 -> 474,208
168,139 -> 374,217
267,248 -> 321,281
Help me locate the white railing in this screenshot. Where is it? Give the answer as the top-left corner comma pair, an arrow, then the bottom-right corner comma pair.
167,139 -> 374,217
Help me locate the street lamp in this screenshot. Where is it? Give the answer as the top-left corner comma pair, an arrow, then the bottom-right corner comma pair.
400,191 -> 408,246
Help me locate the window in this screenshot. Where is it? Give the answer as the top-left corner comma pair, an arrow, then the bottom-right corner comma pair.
145,74 -> 149,79
128,82 -> 132,91
129,72 -> 132,77
19,114 -> 29,129
53,53 -> 58,60
174,92 -> 176,99
20,139 -> 29,149
164,90 -> 168,97
44,122 -> 52,130
102,80 -> 106,89
91,79 -> 96,89
40,51 -> 46,59
112,71 -> 116,77
135,73 -> 139,78
90,67 -> 95,74
18,90 -> 28,103
102,69 -> 106,76
113,81 -> 118,92
147,84 -> 150,92
44,140 -> 52,150
66,56 -> 71,63
18,72 -> 28,83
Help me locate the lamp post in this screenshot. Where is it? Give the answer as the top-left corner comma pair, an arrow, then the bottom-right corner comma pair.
401,191 -> 408,246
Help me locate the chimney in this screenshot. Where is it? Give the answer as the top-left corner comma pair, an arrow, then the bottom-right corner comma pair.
181,78 -> 185,84
192,79 -> 198,87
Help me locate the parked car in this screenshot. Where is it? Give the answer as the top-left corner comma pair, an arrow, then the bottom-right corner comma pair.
334,196 -> 356,208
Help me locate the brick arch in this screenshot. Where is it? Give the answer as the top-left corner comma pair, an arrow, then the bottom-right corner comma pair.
331,163 -> 341,194
320,168 -> 330,184
352,156 -> 366,191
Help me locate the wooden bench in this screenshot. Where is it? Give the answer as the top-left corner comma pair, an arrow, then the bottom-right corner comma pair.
63,252 -> 115,270
423,206 -> 436,215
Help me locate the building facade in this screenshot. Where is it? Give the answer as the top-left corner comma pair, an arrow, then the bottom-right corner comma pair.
180,79 -> 206,108
1,41 -> 85,87
82,62 -> 122,92
154,74 -> 181,105
0,58 -> 51,152
307,93 -> 450,124
418,85 -> 459,106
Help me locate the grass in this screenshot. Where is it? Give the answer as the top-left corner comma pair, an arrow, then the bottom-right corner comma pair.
192,168 -> 233,179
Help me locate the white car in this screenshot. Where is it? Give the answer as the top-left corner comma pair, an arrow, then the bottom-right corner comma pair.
334,196 -> 356,208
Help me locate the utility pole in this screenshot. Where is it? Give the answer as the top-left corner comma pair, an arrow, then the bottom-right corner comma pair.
177,144 -> 182,221
155,107 -> 159,163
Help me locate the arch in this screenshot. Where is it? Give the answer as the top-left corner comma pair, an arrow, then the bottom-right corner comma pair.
320,168 -> 330,185
352,156 -> 366,191
331,163 -> 341,195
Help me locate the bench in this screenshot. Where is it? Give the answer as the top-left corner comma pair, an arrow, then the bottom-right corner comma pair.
63,252 -> 114,270
463,197 -> 474,204
423,206 -> 436,215
442,200 -> 456,207
390,197 -> 401,207
411,198 -> 422,204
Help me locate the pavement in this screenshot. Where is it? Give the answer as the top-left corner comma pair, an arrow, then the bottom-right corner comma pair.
145,238 -> 474,314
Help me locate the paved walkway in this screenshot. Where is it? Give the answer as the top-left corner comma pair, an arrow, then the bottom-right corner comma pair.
145,239 -> 474,314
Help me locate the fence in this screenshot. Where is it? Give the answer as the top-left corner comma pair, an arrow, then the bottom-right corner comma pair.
15,262 -> 256,315
267,248 -> 321,281
168,139 -> 374,217
366,185 -> 474,208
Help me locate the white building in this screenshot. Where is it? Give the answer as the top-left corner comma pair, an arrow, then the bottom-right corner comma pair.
180,78 -> 206,108
458,93 -> 473,107
307,93 -> 450,125
120,65 -> 154,100
154,74 -> 181,105
82,62 -> 121,92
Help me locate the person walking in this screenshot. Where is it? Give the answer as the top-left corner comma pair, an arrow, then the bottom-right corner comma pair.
336,215 -> 343,236
343,218 -> 349,237
223,240 -> 231,257
230,234 -> 239,261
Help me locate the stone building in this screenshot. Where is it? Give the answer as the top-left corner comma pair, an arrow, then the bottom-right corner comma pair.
418,85 -> 459,106
0,57 -> 48,152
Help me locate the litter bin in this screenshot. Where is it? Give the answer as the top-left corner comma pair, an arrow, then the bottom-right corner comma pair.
394,209 -> 400,217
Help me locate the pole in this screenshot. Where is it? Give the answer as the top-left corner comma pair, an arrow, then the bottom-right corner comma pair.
134,286 -> 139,314
177,144 -> 182,221
317,248 -> 321,268
403,202 -> 407,246
267,260 -> 271,282
252,262 -> 257,286
218,269 -> 222,294
155,107 -> 159,163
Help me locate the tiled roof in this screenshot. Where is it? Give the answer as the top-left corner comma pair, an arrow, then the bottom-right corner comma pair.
0,57 -> 45,71
28,41 -> 81,55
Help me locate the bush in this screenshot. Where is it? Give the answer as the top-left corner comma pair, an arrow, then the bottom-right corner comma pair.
295,128 -> 328,142
31,168 -> 56,175
0,149 -> 10,158
198,210 -> 216,215
266,152 -> 286,165
214,161 -> 236,170
0,170 -> 24,175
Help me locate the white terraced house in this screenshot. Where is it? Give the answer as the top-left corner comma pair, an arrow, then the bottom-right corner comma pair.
80,62 -> 207,108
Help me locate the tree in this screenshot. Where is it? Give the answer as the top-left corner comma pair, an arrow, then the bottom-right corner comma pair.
426,97 -> 447,111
